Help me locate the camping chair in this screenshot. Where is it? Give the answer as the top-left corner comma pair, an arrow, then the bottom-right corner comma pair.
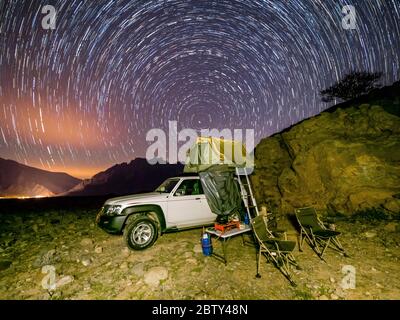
251,215 -> 300,287
295,207 -> 348,261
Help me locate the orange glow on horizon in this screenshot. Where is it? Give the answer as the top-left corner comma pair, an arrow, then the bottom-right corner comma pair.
41,165 -> 109,179
0,100 -> 130,180
0,195 -> 49,199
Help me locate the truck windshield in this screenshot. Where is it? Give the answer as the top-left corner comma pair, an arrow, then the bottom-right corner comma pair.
155,178 -> 180,193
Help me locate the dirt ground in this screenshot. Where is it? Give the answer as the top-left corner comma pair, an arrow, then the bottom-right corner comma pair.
0,206 -> 399,300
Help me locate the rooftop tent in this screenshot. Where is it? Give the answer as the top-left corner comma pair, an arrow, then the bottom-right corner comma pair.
183,136 -> 249,173
183,137 -> 250,217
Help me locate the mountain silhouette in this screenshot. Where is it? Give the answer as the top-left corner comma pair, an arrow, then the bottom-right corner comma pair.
0,158 -> 81,197
65,158 -> 184,196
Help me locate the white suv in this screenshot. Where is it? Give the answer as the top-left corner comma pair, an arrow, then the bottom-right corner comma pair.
96,176 -> 216,250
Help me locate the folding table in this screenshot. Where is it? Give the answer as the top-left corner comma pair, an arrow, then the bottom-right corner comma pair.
206,224 -> 252,265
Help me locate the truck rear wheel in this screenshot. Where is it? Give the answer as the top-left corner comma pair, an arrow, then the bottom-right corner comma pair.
123,215 -> 158,250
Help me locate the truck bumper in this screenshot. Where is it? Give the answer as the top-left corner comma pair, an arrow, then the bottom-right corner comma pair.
96,214 -> 126,234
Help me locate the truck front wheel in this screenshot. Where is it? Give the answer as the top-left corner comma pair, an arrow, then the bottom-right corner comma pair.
123,215 -> 158,250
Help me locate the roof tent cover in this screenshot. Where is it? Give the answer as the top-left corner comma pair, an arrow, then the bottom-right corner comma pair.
183,137 -> 249,173
199,169 -> 242,216
184,137 -> 249,217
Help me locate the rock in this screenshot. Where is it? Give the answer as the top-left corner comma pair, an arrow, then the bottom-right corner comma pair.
122,247 -> 130,257
81,256 -> 92,267
384,222 -> 398,232
319,295 -> 329,300
0,260 -> 12,271
94,246 -> 103,254
56,275 -> 74,287
330,277 -> 335,283
383,198 -> 400,213
364,231 -> 377,238
126,280 -> 133,286
80,238 -> 93,247
132,263 -> 145,277
251,100 -> 400,216
33,249 -> 58,267
334,288 -> 346,298
330,293 -> 339,300
120,262 -> 129,269
83,282 -> 91,291
186,258 -> 197,264
144,267 -> 168,286
193,244 -> 202,253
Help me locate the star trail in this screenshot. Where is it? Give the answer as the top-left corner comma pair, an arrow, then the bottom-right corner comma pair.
0,0 -> 399,178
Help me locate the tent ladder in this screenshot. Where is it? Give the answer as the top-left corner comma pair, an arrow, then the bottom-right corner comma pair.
235,167 -> 260,219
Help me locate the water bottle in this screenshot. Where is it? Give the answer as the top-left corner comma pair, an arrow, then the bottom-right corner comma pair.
243,212 -> 250,225
201,233 -> 213,256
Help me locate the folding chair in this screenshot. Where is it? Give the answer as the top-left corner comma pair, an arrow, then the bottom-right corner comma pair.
295,207 -> 348,261
251,215 -> 300,287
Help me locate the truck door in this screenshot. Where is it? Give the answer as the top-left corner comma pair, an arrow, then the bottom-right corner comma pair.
167,178 -> 215,227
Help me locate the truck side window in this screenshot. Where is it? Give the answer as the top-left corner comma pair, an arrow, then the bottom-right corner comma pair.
174,179 -> 203,196
192,180 -> 203,195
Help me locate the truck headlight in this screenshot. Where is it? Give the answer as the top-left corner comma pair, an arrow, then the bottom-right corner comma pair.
104,205 -> 123,216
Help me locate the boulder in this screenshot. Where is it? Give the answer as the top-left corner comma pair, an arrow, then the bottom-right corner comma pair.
132,263 -> 145,277
383,198 -> 400,213
56,275 -> 74,287
252,104 -> 400,216
144,266 -> 168,286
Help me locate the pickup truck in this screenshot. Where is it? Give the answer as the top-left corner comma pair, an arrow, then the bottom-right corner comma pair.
96,175 -> 216,250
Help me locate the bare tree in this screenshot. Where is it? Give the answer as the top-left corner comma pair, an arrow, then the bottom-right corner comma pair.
320,71 -> 382,102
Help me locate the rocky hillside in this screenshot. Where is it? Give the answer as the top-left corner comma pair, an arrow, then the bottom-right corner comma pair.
65,158 -> 184,196
251,82 -> 400,216
0,158 -> 81,198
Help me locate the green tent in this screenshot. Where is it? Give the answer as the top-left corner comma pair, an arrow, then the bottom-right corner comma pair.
183,136 -> 249,173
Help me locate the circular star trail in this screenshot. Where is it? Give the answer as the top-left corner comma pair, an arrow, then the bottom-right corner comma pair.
0,0 -> 399,178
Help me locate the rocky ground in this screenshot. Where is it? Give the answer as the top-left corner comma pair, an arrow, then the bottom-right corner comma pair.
0,205 -> 399,300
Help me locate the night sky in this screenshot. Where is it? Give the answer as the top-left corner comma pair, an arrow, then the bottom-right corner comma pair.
0,0 -> 399,178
